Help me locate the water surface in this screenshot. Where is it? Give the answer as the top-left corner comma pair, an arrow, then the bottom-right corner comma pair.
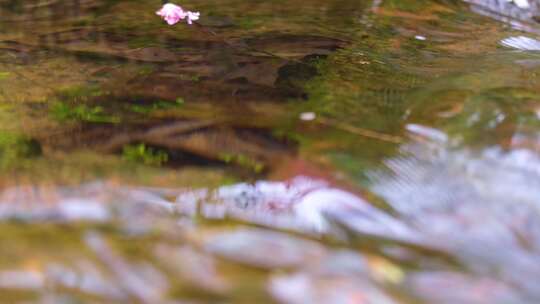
0,0 -> 539,303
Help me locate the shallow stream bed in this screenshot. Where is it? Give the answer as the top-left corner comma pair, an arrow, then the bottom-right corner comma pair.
0,0 -> 540,303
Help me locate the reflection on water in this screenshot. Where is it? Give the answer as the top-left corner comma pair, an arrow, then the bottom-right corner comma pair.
0,176 -> 406,303
466,0 -> 540,33
501,35 -> 540,50
0,0 -> 540,303
0,139 -> 539,303
370,135 -> 540,303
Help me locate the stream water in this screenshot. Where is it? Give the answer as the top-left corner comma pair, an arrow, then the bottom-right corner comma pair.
0,0 -> 539,303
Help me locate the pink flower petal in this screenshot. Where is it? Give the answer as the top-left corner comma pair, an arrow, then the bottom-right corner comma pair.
156,3 -> 199,26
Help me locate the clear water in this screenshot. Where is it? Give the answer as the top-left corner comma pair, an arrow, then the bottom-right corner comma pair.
0,0 -> 539,303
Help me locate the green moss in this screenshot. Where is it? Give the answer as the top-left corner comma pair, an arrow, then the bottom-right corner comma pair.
122,143 -> 169,166
129,99 -> 185,114
0,132 -> 41,168
219,153 -> 264,173
0,72 -> 10,80
50,102 -> 120,123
